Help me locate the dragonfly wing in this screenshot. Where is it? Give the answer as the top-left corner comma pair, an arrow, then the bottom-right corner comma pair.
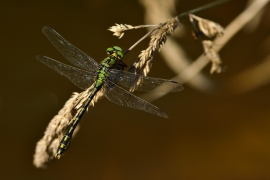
108,69 -> 183,92
37,55 -> 95,90
103,80 -> 168,118
42,26 -> 99,71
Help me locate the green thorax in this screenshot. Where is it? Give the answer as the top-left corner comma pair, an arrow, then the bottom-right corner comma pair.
95,46 -> 124,86
101,46 -> 123,67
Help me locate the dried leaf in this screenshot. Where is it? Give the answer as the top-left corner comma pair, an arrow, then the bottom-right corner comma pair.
190,14 -> 224,38
202,40 -> 223,74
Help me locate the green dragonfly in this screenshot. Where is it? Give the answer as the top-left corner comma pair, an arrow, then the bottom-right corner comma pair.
37,26 -> 183,158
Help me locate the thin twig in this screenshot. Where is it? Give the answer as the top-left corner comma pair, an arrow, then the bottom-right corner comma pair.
178,0 -> 234,18
124,27 -> 159,55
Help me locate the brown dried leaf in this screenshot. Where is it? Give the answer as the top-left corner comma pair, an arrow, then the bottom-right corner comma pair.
202,40 -> 223,74
190,14 -> 224,38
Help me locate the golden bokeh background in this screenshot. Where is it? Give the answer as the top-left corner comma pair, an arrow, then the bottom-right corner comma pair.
0,0 -> 270,179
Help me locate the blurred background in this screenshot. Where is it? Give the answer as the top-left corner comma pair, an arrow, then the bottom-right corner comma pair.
1,0 -> 270,179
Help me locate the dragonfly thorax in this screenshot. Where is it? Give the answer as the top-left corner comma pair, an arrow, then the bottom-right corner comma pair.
101,57 -> 117,68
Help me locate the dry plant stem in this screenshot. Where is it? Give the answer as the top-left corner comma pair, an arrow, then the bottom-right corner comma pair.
132,24 -> 159,29
244,0 -> 266,33
140,0 -> 270,102
124,27 -> 159,55
178,0 -> 234,18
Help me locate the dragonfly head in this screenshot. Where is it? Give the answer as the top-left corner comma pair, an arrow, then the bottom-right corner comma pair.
106,46 -> 123,60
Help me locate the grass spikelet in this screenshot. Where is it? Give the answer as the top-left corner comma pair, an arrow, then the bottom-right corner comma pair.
108,24 -> 159,39
33,86 -> 105,168
132,17 -> 180,76
33,92 -> 80,168
73,85 -> 104,110
108,24 -> 134,39
126,17 -> 180,91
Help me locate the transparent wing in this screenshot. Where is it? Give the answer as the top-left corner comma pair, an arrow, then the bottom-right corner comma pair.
42,26 -> 99,71
37,55 -> 95,90
108,69 -> 183,92
103,80 -> 168,118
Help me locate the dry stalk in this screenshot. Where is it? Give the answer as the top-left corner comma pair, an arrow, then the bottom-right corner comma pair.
135,17 -> 180,76
129,18 -> 180,92
33,92 -> 79,168
33,85 -> 104,168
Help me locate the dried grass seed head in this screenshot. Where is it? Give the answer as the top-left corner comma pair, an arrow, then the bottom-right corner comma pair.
190,14 -> 224,38
108,24 -> 134,39
33,92 -> 80,168
135,17 -> 180,76
33,85 -> 105,168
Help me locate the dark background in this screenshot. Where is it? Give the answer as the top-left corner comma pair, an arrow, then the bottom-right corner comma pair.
1,0 -> 270,179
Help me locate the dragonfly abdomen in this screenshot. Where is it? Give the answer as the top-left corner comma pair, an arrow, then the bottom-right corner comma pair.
56,56 -> 114,159
55,85 -> 102,159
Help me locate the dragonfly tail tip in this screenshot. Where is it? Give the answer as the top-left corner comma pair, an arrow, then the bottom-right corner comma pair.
55,154 -> 61,159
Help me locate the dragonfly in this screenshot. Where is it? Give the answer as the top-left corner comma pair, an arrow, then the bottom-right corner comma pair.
37,26 -> 183,158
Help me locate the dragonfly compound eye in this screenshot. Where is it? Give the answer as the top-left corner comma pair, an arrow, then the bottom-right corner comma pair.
106,47 -> 114,55
113,46 -> 122,52
117,51 -> 123,59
